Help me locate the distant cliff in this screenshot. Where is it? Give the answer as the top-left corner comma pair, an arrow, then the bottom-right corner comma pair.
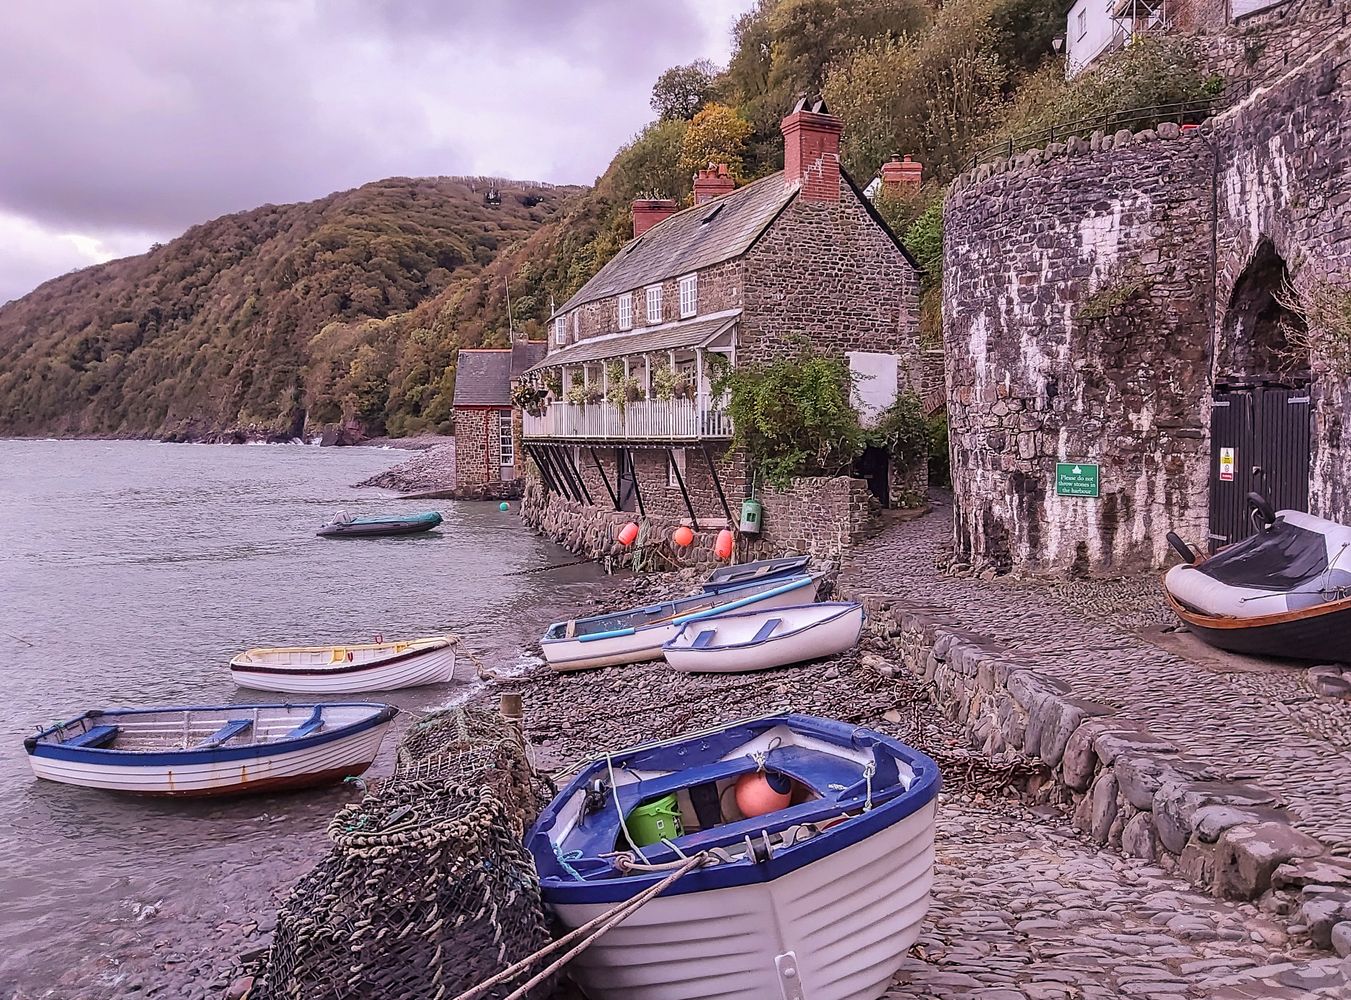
0,177 -> 577,440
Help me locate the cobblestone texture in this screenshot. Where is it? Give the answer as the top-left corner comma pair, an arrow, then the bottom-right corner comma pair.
841,495 -> 1351,853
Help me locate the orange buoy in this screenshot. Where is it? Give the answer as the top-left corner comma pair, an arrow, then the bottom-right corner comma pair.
617,522 -> 639,546
734,771 -> 793,818
673,525 -> 694,547
714,528 -> 734,560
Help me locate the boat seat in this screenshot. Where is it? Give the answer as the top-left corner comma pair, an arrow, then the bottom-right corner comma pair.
64,724 -> 119,749
197,719 -> 254,749
751,618 -> 782,643
691,629 -> 717,649
286,707 -> 325,739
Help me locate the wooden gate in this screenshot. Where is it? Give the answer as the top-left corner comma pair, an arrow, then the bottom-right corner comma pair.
1208,385 -> 1310,550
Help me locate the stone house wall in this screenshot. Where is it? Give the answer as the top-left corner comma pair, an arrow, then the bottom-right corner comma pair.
561,442 -> 744,524
563,260 -> 745,343
943,129 -> 1215,576
1199,0 -> 1350,86
453,406 -> 520,501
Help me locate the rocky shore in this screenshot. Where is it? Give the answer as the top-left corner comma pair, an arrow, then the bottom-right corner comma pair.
355,438 -> 456,493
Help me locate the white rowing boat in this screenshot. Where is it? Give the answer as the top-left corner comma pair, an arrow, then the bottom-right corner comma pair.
527,713 -> 940,1000
229,636 -> 456,694
540,574 -> 825,672
664,601 -> 864,673
23,702 -> 397,796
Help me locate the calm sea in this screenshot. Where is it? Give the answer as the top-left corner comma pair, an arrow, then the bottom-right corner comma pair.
0,440 -> 605,994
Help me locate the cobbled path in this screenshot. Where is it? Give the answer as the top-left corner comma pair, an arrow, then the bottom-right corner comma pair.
841,494 -> 1351,854
886,794 -> 1345,999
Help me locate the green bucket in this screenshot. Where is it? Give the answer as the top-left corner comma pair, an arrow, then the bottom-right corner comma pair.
624,793 -> 684,848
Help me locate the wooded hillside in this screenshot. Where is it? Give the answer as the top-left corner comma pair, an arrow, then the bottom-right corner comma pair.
0,0 -> 1226,440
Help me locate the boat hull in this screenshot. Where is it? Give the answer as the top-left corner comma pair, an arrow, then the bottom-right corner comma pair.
316,513 -> 442,538
230,646 -> 456,694
1165,589 -> 1351,662
549,798 -> 936,1000
665,603 -> 863,674
702,556 -> 811,593
543,576 -> 823,672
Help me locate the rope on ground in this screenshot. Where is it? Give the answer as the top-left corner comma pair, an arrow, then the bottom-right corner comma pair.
445,632 -> 499,680
448,851 -> 709,1000
503,557 -> 596,576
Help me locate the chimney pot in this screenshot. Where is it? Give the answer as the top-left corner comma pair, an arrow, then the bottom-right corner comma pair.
631,198 -> 680,238
693,163 -> 736,206
780,96 -> 844,202
881,154 -> 923,193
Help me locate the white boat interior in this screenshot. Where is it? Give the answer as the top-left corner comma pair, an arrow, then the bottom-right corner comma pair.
231,637 -> 449,671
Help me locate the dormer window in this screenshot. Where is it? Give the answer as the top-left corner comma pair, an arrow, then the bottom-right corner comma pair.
618,293 -> 633,331
645,285 -> 662,324
679,274 -> 698,318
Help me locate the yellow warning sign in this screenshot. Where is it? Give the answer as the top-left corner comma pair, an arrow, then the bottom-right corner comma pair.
1219,447 -> 1235,482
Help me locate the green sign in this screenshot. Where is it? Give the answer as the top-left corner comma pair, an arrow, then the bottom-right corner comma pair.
1056,461 -> 1100,498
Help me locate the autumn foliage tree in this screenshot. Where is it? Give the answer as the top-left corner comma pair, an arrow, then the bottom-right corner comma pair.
678,103 -> 755,182
650,59 -> 720,121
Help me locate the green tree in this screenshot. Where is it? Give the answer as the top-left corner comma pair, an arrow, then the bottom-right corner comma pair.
651,59 -> 720,120
609,119 -> 691,200
679,103 -> 755,182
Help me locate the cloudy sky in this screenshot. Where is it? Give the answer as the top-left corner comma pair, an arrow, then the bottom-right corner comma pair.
0,0 -> 755,304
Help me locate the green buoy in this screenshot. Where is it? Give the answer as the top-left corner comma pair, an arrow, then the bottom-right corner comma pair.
499,502 -> 509,511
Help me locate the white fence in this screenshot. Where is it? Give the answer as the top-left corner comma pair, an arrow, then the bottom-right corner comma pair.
523,396 -> 733,441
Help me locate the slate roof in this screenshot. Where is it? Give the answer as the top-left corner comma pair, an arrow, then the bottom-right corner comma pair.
510,339 -> 547,376
558,173 -> 797,312
525,312 -> 741,372
452,349 -> 513,407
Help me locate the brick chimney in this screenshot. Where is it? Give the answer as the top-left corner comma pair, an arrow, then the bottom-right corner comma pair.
781,95 -> 844,202
693,163 -> 735,205
881,154 -> 923,193
632,198 -> 679,238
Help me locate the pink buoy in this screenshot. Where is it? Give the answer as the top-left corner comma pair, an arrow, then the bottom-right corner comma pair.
714,528 -> 734,560
673,525 -> 694,547
617,522 -> 639,546
734,771 -> 793,818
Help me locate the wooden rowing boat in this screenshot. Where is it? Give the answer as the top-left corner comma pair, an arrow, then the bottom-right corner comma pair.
663,602 -> 864,673
229,636 -> 456,694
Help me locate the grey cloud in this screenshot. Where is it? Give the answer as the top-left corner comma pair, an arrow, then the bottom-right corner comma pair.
0,0 -> 722,238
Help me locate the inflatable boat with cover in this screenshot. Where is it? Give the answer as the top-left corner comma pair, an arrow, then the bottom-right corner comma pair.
1163,494 -> 1351,661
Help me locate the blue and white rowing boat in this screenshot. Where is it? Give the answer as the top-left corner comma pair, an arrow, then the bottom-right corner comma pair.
701,555 -> 811,593
541,573 -> 825,672
663,601 -> 864,673
526,713 -> 940,1000
23,703 -> 397,796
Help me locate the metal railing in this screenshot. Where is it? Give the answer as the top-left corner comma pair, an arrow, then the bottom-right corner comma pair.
522,395 -> 733,441
960,93 -> 1241,173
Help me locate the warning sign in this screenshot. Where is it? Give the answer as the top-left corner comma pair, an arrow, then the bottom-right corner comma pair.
1220,447 -> 1235,482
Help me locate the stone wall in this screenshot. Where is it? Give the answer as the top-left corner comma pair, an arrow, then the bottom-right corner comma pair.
452,406 -> 519,501
520,469 -> 879,565
942,16 -> 1350,576
1200,0 -> 1351,86
943,128 -> 1215,576
1211,31 -> 1351,520
849,593 -> 1337,915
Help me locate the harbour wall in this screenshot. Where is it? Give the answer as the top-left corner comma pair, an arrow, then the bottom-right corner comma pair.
519,473 -> 878,566
843,587 -> 1351,949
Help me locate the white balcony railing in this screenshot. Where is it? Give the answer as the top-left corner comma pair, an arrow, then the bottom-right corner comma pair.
523,395 -> 732,441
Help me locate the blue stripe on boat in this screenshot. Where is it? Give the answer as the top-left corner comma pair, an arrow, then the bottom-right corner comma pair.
26,704 -> 396,767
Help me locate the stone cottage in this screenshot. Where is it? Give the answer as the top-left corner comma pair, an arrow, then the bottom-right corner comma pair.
519,97 -> 926,560
451,339 -> 545,500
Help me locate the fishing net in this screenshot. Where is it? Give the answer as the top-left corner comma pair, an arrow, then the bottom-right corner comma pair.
252,707 -> 557,1000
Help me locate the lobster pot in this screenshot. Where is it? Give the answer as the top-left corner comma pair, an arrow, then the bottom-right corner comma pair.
254,781 -> 556,1000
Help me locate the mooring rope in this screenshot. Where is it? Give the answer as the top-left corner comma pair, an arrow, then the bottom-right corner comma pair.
448,850 -> 709,1000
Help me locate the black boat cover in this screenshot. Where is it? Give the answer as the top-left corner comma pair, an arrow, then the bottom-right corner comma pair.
1197,518 -> 1329,591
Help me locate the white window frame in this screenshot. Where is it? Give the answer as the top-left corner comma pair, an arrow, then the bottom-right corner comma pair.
1076,9 -> 1086,39
679,274 -> 698,318
645,285 -> 663,325
667,447 -> 686,489
553,315 -> 566,346
498,409 -> 515,468
618,293 -> 633,331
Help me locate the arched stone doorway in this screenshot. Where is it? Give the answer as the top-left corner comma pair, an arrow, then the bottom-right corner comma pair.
1216,238 -> 1310,384
1209,238 -> 1312,547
